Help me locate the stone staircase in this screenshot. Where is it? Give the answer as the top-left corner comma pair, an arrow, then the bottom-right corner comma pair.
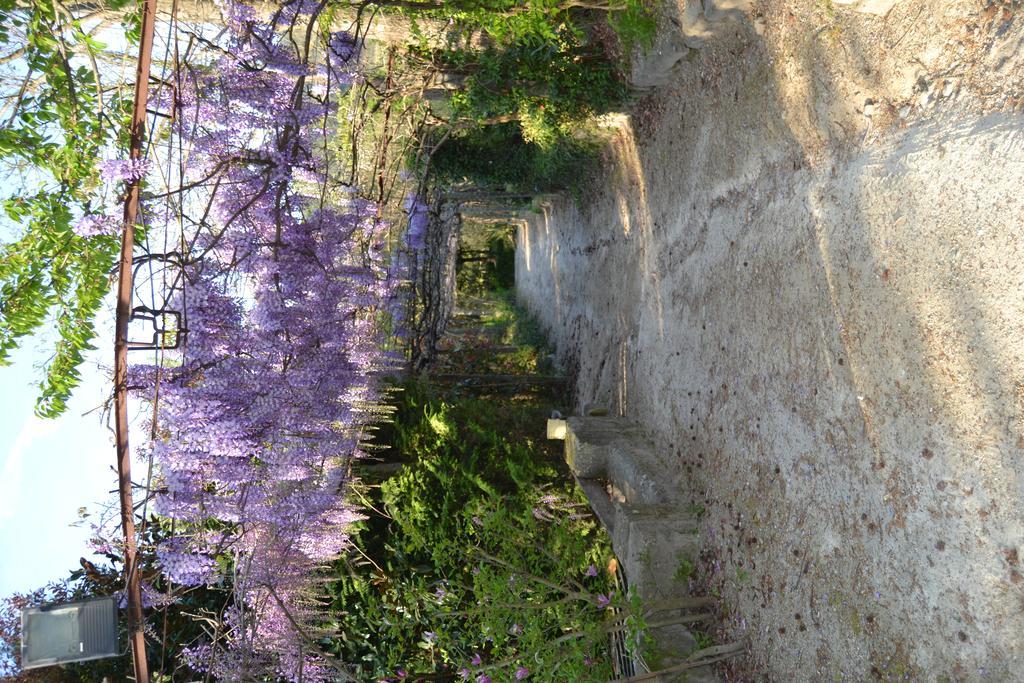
550,416 -> 722,682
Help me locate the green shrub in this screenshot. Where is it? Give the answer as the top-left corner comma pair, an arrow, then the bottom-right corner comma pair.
430,123 -> 598,193
328,382 -> 621,681
402,0 -> 655,193
609,0 -> 658,53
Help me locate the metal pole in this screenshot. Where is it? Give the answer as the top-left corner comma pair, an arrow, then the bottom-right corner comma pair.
115,0 -> 158,679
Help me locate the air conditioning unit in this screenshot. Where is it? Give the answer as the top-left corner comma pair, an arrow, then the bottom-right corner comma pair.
21,595 -> 120,669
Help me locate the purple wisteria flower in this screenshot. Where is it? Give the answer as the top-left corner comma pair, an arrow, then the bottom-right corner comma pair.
124,3 -> 394,680
423,631 -> 436,643
531,507 -> 554,521
476,675 -> 491,683
100,157 -> 151,183
515,666 -> 530,680
157,540 -> 218,586
596,593 -> 612,609
116,581 -> 175,609
72,214 -> 121,238
458,668 -> 471,680
87,537 -> 113,554
585,564 -> 598,577
329,30 -> 358,63
470,653 -> 482,666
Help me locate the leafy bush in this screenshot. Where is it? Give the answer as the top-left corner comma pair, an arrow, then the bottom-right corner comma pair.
608,0 -> 659,53
380,387 -> 555,567
430,123 -> 598,193
402,0 -> 655,193
439,38 -> 626,143
328,381 -> 622,681
448,493 -> 621,682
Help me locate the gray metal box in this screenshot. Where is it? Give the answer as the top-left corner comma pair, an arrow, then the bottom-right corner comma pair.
21,595 -> 119,669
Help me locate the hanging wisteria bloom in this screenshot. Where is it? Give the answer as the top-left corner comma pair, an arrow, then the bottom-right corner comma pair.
99,157 -> 151,183
128,0 -> 399,680
328,30 -> 358,63
156,540 -> 217,586
72,214 -> 121,238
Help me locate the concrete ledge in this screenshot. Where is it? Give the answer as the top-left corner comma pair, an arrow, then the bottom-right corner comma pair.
546,418 -> 567,440
564,416 -> 639,478
611,504 -> 701,602
556,414 -> 723,682
607,440 -> 672,505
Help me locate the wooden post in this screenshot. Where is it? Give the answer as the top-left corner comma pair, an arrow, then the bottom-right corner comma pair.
113,0 -> 158,679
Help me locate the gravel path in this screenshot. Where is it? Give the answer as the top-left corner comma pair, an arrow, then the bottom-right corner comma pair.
515,2 -> 1024,679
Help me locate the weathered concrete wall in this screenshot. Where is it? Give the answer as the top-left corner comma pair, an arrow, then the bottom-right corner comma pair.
516,79 -> 1024,683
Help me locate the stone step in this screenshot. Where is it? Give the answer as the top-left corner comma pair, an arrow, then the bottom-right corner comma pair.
563,416 -> 640,478
550,415 -> 724,682
610,503 -> 701,603
607,439 -> 673,506
561,417 -> 673,506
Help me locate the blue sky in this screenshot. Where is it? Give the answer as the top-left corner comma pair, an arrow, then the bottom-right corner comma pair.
0,324 -> 122,596
0,19 -> 154,598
